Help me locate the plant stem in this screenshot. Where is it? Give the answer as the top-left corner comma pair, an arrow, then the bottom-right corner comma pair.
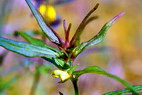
30,66 -> 41,95
71,78 -> 79,95
30,54 -> 44,95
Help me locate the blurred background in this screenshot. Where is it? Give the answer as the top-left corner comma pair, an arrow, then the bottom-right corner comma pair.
0,0 -> 142,95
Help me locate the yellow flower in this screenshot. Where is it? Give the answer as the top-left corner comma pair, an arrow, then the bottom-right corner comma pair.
52,70 -> 71,82
39,5 -> 57,22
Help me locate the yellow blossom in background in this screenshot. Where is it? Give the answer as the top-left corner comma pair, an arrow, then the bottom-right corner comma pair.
39,5 -> 57,22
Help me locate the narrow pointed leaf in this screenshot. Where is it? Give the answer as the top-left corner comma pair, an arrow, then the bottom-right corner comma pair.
103,85 -> 142,95
70,4 -> 99,46
73,12 -> 125,56
25,0 -> 60,44
84,16 -> 98,26
18,32 -> 60,53
73,66 -> 106,76
73,66 -> 139,95
0,37 -> 59,57
87,12 -> 125,47
42,56 -> 70,70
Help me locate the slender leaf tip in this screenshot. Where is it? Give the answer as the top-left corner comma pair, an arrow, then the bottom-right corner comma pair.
109,12 -> 125,25
25,0 -> 61,45
70,3 -> 99,46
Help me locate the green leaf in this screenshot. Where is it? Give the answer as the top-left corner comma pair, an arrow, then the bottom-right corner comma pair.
73,66 -> 105,76
25,0 -> 60,44
103,85 -> 142,95
73,66 -> 139,95
73,12 -> 125,56
0,37 -> 59,57
42,56 -> 70,70
18,32 -> 60,53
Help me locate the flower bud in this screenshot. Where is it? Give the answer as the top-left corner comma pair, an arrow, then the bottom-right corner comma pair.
52,70 -> 71,82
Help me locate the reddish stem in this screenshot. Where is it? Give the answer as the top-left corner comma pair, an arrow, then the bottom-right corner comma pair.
65,23 -> 72,48
63,20 -> 72,48
70,3 -> 99,47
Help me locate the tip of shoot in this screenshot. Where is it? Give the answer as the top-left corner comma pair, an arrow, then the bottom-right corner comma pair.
109,12 -> 125,25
